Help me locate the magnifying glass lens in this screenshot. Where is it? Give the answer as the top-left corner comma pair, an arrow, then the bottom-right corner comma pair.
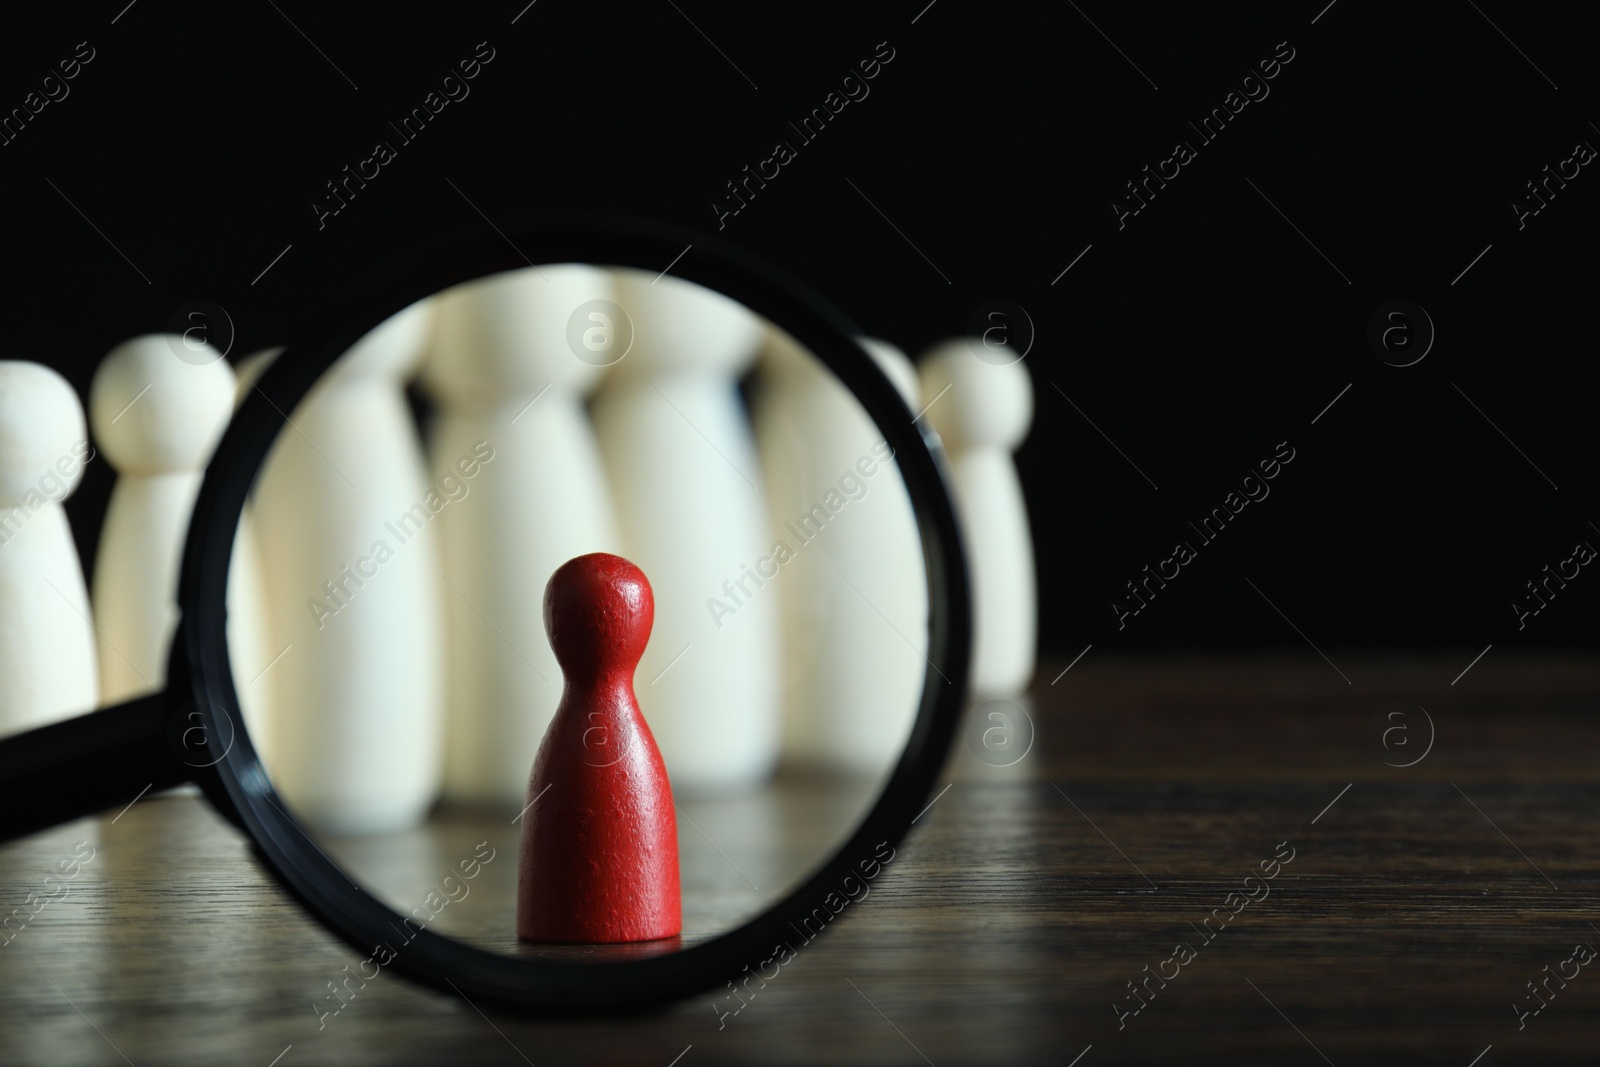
233,264 -> 932,956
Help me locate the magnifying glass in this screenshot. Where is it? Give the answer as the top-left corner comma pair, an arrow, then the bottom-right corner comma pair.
0,218 -> 970,1010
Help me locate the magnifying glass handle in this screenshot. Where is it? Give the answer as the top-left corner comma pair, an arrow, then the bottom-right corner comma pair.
0,691 -> 191,845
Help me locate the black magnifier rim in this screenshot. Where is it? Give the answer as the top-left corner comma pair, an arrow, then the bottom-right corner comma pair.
178,216 -> 972,1011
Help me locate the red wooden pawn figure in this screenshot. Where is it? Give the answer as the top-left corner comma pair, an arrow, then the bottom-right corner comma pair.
517,552 -> 681,942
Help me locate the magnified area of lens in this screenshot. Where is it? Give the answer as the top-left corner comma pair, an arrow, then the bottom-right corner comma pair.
229,264 -> 932,957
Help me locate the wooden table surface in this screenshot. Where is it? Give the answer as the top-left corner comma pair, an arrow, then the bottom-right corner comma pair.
3,653 -> 1599,1065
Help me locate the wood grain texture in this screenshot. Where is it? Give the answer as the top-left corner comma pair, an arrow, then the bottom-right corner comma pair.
2,653 -> 1599,1065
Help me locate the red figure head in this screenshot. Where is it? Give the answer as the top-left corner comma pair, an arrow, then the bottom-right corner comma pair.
544,552 -> 654,682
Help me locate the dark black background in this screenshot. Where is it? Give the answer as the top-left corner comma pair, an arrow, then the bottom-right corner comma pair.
3,0 -> 1595,657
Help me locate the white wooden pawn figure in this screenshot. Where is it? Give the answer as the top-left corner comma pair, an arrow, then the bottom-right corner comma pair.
753,333 -> 928,775
90,336 -> 237,705
917,340 -> 1036,696
252,303 -> 445,834
0,362 -> 98,735
88,340 -> 274,766
424,265 -> 624,809
591,271 -> 780,792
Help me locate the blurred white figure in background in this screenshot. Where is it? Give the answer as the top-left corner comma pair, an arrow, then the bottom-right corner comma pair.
752,331 -> 928,775
591,270 -> 780,793
253,302 -> 445,834
89,335 -> 236,706
917,340 -> 1036,697
0,362 -> 98,736
425,265 -> 624,810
